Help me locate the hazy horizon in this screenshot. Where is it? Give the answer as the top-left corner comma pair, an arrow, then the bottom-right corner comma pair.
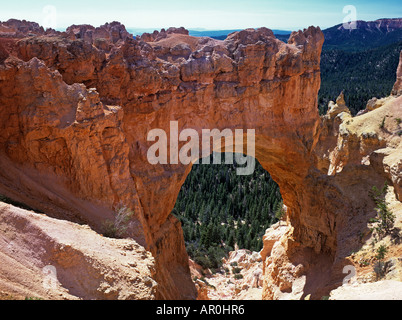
1,0 -> 401,32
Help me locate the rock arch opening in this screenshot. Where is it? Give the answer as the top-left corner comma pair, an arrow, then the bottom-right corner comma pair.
172,152 -> 283,299
174,153 -> 282,261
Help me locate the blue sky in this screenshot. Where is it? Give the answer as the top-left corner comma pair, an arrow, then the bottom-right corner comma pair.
1,0 -> 401,31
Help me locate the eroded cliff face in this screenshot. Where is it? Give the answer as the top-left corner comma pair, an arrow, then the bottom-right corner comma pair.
263,52 -> 402,299
262,91 -> 402,299
1,19 -> 399,300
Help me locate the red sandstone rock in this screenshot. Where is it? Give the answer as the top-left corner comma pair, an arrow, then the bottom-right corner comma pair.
1,20 -> 401,301
0,42 -> 8,62
0,19 -> 45,37
0,22 -> 323,298
0,22 -> 326,300
66,21 -> 131,46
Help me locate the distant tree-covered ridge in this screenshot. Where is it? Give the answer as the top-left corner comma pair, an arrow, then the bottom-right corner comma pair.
274,20 -> 402,116
319,41 -> 402,115
322,20 -> 402,52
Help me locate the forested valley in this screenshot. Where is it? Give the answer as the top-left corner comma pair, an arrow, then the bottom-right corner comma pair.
173,154 -> 283,270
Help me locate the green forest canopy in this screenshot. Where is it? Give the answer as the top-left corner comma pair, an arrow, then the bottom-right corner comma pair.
173,153 -> 282,271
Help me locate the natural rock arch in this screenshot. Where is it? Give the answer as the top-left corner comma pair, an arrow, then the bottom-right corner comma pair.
114,26 -> 332,299
2,21 -> 398,300
0,24 -> 332,299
